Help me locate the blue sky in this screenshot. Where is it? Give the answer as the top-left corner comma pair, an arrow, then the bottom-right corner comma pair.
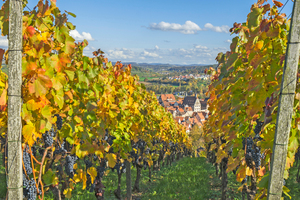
0,0 -> 294,65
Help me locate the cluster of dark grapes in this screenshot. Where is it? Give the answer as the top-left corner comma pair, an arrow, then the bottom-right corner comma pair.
23,146 -> 32,175
31,146 -> 37,157
130,140 -> 150,169
243,137 -> 262,169
23,175 -> 39,200
112,162 -> 126,174
169,142 -> 178,152
97,165 -> 107,179
54,141 -> 67,156
65,155 -> 78,178
84,159 -> 93,169
103,129 -> 116,146
54,114 -> 63,130
253,119 -> 263,141
295,147 -> 300,164
43,131 -> 53,148
242,176 -> 247,184
137,139 -> 146,154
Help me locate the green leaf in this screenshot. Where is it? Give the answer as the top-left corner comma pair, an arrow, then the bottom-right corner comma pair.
248,7 -> 263,29
83,56 -> 89,70
65,69 -> 75,81
54,89 -> 64,109
66,136 -> 74,145
65,11 -> 76,18
41,105 -> 51,119
43,169 -> 56,185
258,173 -> 269,188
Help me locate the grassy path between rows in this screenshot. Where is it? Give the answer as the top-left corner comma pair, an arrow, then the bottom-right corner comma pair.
1,155 -> 300,199
42,157 -> 241,200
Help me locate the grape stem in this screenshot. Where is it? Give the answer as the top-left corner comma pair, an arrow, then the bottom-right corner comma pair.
37,146 -> 52,197
28,147 -> 42,165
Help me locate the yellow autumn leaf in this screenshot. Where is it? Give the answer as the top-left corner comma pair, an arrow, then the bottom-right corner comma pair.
23,124 -> 36,146
73,163 -> 77,170
255,40 -> 264,51
129,85 -> 134,95
106,153 -> 117,168
128,97 -> 133,106
82,171 -> 87,190
87,167 -> 97,184
53,176 -> 59,186
246,167 -> 253,176
63,188 -> 72,199
73,169 -> 83,183
69,180 -> 74,190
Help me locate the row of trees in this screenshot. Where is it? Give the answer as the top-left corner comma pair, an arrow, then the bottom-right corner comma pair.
0,0 -> 192,199
204,0 -> 299,199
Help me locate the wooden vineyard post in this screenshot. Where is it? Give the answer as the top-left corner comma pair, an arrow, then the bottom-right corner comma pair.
7,0 -> 23,199
267,0 -> 300,199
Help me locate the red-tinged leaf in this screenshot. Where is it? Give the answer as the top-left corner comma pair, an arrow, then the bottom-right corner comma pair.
26,26 -> 35,37
266,26 -> 280,37
258,166 -> 266,177
65,90 -> 73,100
28,78 -> 46,97
262,4 -> 271,15
0,48 -> 5,66
38,74 -> 52,88
27,61 -> 38,71
257,0 -> 266,5
273,0 -> 283,7
250,54 -> 268,68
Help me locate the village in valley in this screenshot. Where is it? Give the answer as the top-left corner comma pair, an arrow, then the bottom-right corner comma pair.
158,93 -> 209,133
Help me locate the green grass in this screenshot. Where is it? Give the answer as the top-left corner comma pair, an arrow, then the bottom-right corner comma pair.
141,157 -> 241,200
0,152 -> 7,199
3,154 -> 300,199
283,163 -> 300,199
43,157 -> 242,200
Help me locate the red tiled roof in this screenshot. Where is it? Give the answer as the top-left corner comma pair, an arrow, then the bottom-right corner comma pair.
178,108 -> 185,113
160,94 -> 176,102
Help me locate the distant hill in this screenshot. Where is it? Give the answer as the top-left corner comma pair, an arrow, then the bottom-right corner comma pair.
112,62 -> 216,72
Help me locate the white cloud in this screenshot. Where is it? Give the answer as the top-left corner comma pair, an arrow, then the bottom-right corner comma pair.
149,20 -> 201,34
213,47 -> 228,52
70,30 -> 94,41
106,48 -> 135,59
0,36 -> 8,47
141,50 -> 161,58
99,44 -> 230,64
204,23 -> 230,33
225,39 -> 231,43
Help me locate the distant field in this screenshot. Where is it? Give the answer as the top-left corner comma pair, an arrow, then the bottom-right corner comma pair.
139,81 -> 151,85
